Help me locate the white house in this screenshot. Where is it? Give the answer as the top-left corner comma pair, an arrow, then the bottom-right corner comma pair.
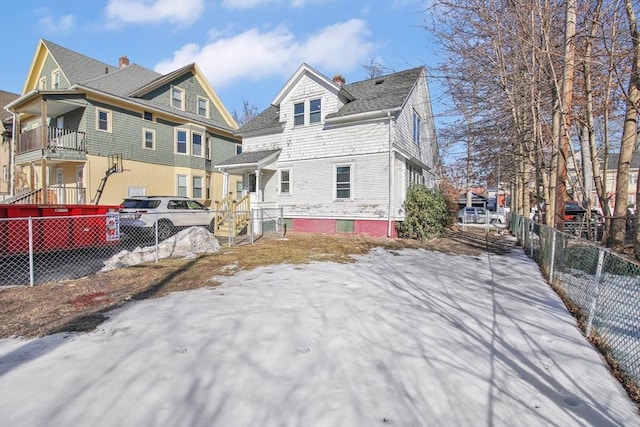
216,64 -> 442,237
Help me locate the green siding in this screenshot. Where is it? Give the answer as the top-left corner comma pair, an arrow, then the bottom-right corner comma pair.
40,53 -> 70,89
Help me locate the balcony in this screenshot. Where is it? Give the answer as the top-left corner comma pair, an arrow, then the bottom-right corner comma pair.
18,127 -> 86,156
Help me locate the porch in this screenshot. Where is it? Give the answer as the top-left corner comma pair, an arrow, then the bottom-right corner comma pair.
17,126 -> 86,159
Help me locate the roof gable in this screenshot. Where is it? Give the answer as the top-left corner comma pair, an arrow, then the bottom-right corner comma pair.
23,39 -> 118,94
271,63 -> 341,106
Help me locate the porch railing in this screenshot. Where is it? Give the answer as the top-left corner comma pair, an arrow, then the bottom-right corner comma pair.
18,127 -> 86,154
1,186 -> 87,205
213,193 -> 251,236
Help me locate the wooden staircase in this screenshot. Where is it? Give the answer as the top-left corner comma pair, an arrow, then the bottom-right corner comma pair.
213,193 -> 251,238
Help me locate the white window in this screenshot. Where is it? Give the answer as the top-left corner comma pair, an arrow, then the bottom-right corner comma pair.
96,108 -> 112,132
192,132 -> 203,157
294,102 -> 305,126
193,176 -> 203,199
335,164 -> 353,200
310,99 -> 321,123
175,129 -> 188,154
2,165 -> 7,181
206,138 -> 212,160
39,77 -> 46,90
197,96 -> 209,118
279,169 -> 291,194
171,86 -> 185,110
52,70 -> 60,90
143,128 -> 155,150
177,175 -> 188,196
413,110 -> 421,145
630,173 -> 638,185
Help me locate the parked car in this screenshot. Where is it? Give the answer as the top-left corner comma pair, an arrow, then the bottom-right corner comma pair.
457,207 -> 505,224
119,196 -> 216,240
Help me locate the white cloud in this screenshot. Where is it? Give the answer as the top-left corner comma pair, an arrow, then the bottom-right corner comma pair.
38,13 -> 75,33
105,0 -> 204,25
221,0 -> 325,9
155,19 -> 374,88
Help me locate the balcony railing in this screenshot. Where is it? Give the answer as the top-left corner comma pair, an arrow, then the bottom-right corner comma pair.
2,186 -> 87,205
18,127 -> 86,154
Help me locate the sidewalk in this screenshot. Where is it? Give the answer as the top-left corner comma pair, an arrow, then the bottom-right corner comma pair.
1,240 -> 638,426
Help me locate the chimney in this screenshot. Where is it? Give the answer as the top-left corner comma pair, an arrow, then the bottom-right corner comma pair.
333,74 -> 345,88
119,56 -> 130,68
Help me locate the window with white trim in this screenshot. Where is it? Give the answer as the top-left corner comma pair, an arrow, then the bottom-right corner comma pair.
197,96 -> 209,118
39,77 -> 46,90
413,110 -> 421,145
143,128 -> 155,150
193,176 -> 203,199
335,164 -> 352,200
206,138 -> 212,160
2,165 -> 7,181
279,169 -> 291,194
294,102 -> 305,126
52,70 -> 60,90
175,129 -> 188,154
192,132 -> 203,157
143,111 -> 154,121
236,144 -> 242,155
630,173 -> 638,185
309,99 -> 321,123
171,86 -> 185,110
177,175 -> 188,196
96,108 -> 112,132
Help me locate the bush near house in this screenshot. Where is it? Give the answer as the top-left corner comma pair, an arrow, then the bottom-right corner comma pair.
396,184 -> 452,239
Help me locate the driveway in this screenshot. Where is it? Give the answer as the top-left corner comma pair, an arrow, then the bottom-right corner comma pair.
0,243 -> 638,426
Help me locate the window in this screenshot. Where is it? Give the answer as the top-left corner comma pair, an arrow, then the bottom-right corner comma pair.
279,169 -> 291,194
206,138 -> 212,160
176,129 -> 188,154
143,111 -> 154,121
142,129 -> 155,150
236,180 -> 243,195
248,173 -> 257,193
413,110 -> 421,144
236,144 -> 242,155
39,77 -> 46,90
294,102 -> 305,126
2,165 -> 7,181
192,132 -> 203,157
177,175 -> 188,196
197,97 -> 209,118
96,108 -> 112,132
335,164 -> 352,199
52,70 -> 60,90
171,86 -> 185,110
193,176 -> 203,199
310,99 -> 321,123
630,173 -> 638,185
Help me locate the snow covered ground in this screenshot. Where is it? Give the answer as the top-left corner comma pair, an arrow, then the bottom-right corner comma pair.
0,241 -> 638,426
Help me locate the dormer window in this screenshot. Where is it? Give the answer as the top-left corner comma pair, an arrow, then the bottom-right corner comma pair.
171,86 -> 185,110
310,99 -> 321,123
294,102 -> 304,126
197,96 -> 209,118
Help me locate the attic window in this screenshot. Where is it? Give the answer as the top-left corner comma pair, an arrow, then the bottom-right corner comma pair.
375,79 -> 385,85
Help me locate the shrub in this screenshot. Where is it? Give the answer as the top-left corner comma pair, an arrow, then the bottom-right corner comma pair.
396,184 -> 452,239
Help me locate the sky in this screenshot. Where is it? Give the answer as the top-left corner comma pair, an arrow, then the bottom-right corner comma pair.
1,0 -> 447,125
1,230 -> 638,426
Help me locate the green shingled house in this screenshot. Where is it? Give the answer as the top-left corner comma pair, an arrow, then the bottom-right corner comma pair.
4,39 -> 241,206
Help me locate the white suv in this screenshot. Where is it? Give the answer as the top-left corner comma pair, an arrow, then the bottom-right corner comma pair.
119,196 -> 216,240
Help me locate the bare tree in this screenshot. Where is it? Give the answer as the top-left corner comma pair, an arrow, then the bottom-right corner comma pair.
232,99 -> 259,127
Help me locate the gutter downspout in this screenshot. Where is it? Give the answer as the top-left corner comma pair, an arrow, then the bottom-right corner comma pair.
387,111 -> 394,237
4,107 -> 17,196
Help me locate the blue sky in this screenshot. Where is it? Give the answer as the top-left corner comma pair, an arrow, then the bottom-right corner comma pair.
2,0 -> 446,125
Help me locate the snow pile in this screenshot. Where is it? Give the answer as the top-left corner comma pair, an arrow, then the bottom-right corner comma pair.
101,227 -> 221,271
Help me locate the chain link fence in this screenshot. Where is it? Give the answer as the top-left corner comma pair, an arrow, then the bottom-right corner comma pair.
510,213 -> 640,392
0,207 -> 284,287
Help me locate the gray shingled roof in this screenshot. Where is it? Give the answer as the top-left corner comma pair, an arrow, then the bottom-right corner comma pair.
604,152 -> 640,169
238,66 -> 424,135
0,90 -> 20,122
41,40 -> 235,133
216,149 -> 281,166
43,40 -> 118,85
237,105 -> 282,134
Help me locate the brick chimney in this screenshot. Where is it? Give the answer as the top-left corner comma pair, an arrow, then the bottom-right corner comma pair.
119,56 -> 130,68
333,74 -> 345,88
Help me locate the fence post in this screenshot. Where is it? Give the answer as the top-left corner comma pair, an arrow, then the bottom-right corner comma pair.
549,229 -> 557,284
585,248 -> 605,337
250,209 -> 254,244
28,217 -> 35,287
228,208 -> 233,247
154,214 -> 159,263
528,219 -> 533,257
